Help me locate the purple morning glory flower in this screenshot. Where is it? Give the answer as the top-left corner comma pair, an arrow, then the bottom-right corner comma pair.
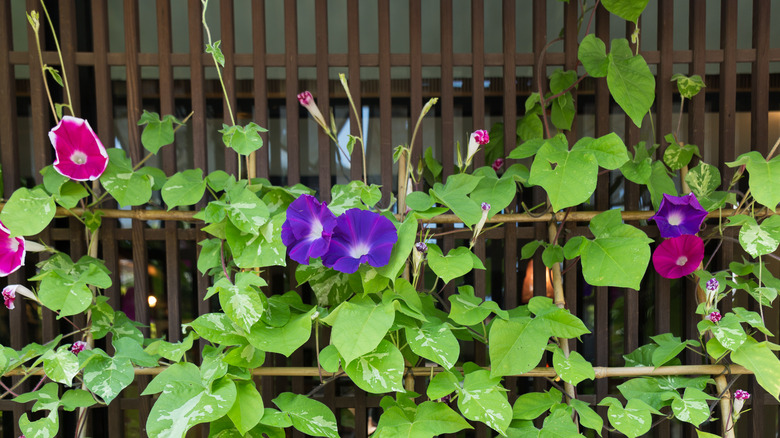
281,194 -> 336,265
322,208 -> 398,274
649,193 -> 708,238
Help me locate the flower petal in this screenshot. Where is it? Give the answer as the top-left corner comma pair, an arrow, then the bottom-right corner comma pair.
49,116 -> 109,181
650,193 -> 708,238
281,195 -> 336,264
652,234 -> 704,278
0,221 -> 25,277
322,209 -> 398,273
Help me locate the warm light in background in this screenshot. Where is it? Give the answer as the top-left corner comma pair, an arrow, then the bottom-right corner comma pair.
147,295 -> 157,308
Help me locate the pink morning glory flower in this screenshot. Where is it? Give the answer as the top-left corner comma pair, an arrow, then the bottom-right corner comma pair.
733,389 -> 750,418
49,116 -> 109,181
2,285 -> 35,310
281,194 -> 337,265
0,221 -> 25,277
491,158 -> 504,171
652,234 -> 704,279
297,91 -> 330,135
734,390 -> 750,400
649,193 -> 708,238
465,129 -> 490,167
71,341 -> 88,355
322,209 -> 398,274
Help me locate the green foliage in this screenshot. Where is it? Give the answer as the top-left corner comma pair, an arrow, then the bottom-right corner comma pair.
529,137 -> 598,211
138,110 -> 181,154
0,186 -> 55,237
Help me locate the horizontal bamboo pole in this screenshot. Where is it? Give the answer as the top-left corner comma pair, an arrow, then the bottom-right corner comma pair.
0,203 -> 775,225
4,364 -> 752,378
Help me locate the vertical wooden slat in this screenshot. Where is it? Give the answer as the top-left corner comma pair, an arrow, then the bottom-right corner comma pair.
27,0 -> 50,181
751,2 -> 769,156
346,0 -> 362,182
718,0 -> 737,182
378,0 -> 392,206
688,0 -> 706,152
157,0 -> 181,343
315,0 -> 331,201
440,1 -> 454,182
0,0 -> 18,202
59,0 -> 81,117
284,0 -> 300,185
221,0 -> 238,176
252,0 -> 269,179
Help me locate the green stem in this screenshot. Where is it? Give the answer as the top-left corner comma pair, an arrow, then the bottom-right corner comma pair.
40,0 -> 73,115
30,13 -> 58,123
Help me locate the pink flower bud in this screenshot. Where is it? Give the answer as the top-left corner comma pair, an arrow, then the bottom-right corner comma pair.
297,91 -> 314,106
706,311 -> 722,323
465,130 -> 490,167
734,389 -> 750,400
491,158 -> 504,171
297,91 -> 330,135
2,285 -> 16,310
71,341 -> 88,355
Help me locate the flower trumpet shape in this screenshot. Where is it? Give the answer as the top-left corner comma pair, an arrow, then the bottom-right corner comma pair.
281,194 -> 337,265
464,130 -> 489,168
0,221 -> 25,277
2,284 -> 36,310
649,193 -> 708,238
297,91 -> 331,135
49,116 -> 109,181
322,209 -> 398,274
652,234 -> 704,279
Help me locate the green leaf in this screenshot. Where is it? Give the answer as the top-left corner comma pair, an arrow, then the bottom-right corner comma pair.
38,271 -> 94,316
553,347 -> 595,385
685,162 -> 720,200
187,313 -> 246,345
651,333 -> 689,367
489,316 -> 550,377
458,368 -> 513,435
671,388 -> 715,426
601,0 -> 649,23
578,210 -> 652,290
82,350 -> 135,404
197,238 -> 222,274
540,408 -> 581,437
551,92 -> 576,131
220,122 -> 267,155
710,313 -> 747,351
738,215 -> 780,258
228,380 -> 265,435
45,66 -> 64,86
0,186 -> 55,237
578,34 -> 609,78
599,397 -> 654,438
572,133 -> 630,170
529,140 -> 598,211
424,147 -> 443,179
162,169 -> 207,209
405,320 -> 460,369
296,260 -> 353,306
273,392 -> 339,438
470,174 -> 516,218
206,40 -> 226,67
529,297 -> 589,338
20,412 -> 59,438
138,110 -> 176,154
344,340 -> 405,393
43,345 -> 79,386
672,73 -> 706,99
247,308 -> 314,357
99,149 -> 152,207
113,336 -> 159,367
430,174 -> 484,226
727,151 -> 780,209
663,140 -> 699,171
512,388 -> 562,420
607,38 -> 655,127
696,430 -> 721,438
54,181 -> 89,209
147,377 -> 237,438
448,286 -> 497,326
331,296 -> 395,364
220,188 -> 269,234
647,160 -> 678,210
377,215 -> 416,280
215,272 -> 268,332
427,245 -> 474,284
60,389 -> 96,411
617,377 -> 673,411
569,399 -> 603,436
143,362 -> 201,396
375,401 -> 472,438
730,337 -> 780,401
509,138 -> 546,160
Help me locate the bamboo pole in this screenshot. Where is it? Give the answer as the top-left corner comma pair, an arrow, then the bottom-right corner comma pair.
2,204 -> 776,225
2,364 -> 752,378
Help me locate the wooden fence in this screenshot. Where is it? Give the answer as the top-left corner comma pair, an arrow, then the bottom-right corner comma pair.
1,0 -> 779,437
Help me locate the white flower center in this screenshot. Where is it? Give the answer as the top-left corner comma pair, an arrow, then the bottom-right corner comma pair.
7,237 -> 18,253
676,256 -> 688,266
71,151 -> 88,165
667,211 -> 683,226
308,220 -> 323,240
349,241 -> 372,259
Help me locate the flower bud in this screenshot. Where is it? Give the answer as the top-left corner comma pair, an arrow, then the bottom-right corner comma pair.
733,390 -> 750,419
297,91 -> 330,135
492,158 -> 504,172
71,341 -> 88,355
471,203 -> 492,248
465,130 -> 489,168
706,311 -> 722,323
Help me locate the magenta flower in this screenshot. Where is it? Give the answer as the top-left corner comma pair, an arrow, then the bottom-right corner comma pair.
71,341 -> 88,355
465,129 -> 490,167
282,195 -> 337,265
49,116 -> 108,181
0,221 -> 25,277
321,209 -> 398,274
652,234 -> 704,279
734,390 -> 750,400
706,311 -> 722,323
491,158 -> 504,172
649,193 -> 708,238
297,91 -> 330,135
733,389 -> 750,418
2,285 -> 35,310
